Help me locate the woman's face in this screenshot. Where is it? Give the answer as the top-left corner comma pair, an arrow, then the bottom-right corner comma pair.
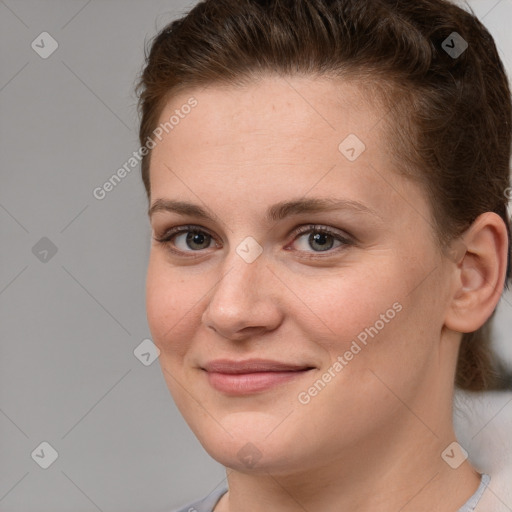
146,76 -> 456,475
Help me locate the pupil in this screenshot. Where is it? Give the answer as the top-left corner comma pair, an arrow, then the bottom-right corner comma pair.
310,232 -> 333,251
187,232 -> 209,249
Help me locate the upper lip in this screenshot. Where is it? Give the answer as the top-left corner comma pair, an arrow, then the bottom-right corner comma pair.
202,359 -> 314,374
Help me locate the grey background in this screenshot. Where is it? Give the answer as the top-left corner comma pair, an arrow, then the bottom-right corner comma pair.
0,0 -> 511,510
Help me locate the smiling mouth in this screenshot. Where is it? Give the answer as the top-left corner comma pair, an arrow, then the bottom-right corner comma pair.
201,359 -> 315,395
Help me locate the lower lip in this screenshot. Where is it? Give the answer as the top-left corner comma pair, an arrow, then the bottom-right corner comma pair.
206,370 -> 311,394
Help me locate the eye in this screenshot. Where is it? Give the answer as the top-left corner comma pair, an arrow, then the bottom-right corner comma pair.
289,225 -> 353,255
153,223 -> 353,259
153,225 -> 217,255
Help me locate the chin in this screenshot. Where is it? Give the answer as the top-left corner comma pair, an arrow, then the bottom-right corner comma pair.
188,415 -> 307,475
203,438 -> 296,474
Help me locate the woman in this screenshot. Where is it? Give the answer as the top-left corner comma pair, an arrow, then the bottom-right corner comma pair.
136,0 -> 511,510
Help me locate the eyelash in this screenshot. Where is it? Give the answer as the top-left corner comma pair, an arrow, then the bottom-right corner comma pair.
153,224 -> 354,259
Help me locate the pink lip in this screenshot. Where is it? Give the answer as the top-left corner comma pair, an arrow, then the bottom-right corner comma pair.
202,359 -> 314,395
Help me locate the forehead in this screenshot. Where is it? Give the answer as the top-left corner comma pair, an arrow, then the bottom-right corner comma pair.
148,76 -> 432,234
150,76 -> 391,186
154,75 -> 385,162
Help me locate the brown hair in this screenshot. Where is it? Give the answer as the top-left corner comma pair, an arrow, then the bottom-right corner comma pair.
136,0 -> 512,390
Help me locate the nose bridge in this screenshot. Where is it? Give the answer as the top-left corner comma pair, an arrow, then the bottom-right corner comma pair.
210,244 -> 265,312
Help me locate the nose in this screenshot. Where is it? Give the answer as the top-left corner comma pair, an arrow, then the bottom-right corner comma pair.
201,249 -> 283,341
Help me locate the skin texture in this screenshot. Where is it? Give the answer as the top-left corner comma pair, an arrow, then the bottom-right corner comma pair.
145,76 -> 508,511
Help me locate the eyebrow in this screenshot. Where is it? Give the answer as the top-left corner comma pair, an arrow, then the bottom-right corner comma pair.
148,197 -> 381,223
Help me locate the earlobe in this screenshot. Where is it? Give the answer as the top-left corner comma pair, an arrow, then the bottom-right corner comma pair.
445,212 -> 509,334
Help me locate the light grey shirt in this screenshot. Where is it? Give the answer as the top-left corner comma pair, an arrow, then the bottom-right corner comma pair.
172,473 -> 491,512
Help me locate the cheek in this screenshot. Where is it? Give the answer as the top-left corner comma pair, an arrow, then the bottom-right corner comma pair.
302,264 -> 405,353
305,254 -> 441,388
145,255 -> 200,360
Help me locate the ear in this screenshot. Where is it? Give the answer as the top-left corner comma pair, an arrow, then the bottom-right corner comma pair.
444,212 -> 509,333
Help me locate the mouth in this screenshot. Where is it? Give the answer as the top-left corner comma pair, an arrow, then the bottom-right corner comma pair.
201,359 -> 316,395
